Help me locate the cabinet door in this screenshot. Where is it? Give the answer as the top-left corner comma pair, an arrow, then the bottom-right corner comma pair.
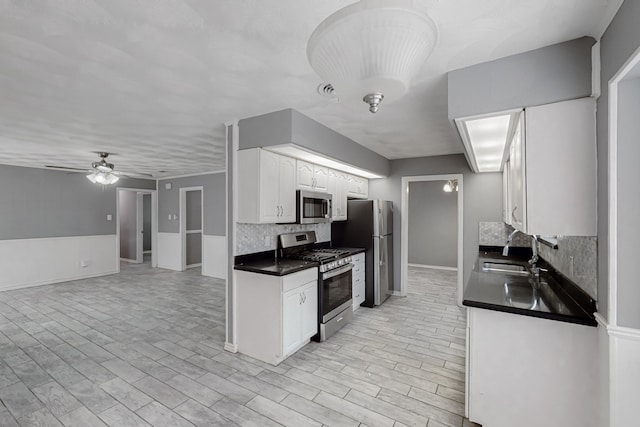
509,117 -> 527,232
283,288 -> 301,356
278,156 -> 297,223
300,281 -> 318,340
314,166 -> 329,191
359,178 -> 369,198
327,169 -> 340,218
297,160 -> 314,190
337,172 -> 348,220
503,160 -> 511,226
259,150 -> 281,223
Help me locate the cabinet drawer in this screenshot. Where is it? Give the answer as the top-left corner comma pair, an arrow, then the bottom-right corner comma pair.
282,268 -> 318,293
353,273 -> 364,286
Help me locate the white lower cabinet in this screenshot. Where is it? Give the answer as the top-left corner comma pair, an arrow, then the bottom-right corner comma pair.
467,307 -> 598,427
351,252 -> 365,310
235,268 -> 318,365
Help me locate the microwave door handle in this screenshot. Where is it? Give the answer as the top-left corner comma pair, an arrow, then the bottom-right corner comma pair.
324,199 -> 331,218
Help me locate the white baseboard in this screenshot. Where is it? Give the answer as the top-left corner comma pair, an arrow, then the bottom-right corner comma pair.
0,235 -> 118,292
120,258 -> 137,263
224,342 -> 238,353
203,235 -> 227,279
408,263 -> 457,271
157,232 -> 182,271
186,263 -> 202,269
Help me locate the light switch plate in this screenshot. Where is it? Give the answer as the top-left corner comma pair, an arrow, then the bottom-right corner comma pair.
168,214 -> 172,220
106,214 -> 112,221
165,183 -> 172,190
173,214 -> 178,220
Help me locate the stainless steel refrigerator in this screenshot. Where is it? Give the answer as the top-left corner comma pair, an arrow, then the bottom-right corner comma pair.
332,200 -> 393,307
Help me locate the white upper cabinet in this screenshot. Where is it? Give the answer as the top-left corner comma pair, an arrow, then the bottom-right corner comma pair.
297,160 -> 328,192
347,174 -> 368,199
328,169 -> 348,221
504,97 -> 596,236
237,148 -> 297,224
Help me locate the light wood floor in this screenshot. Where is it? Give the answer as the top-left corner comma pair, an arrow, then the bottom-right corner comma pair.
0,262 -> 478,426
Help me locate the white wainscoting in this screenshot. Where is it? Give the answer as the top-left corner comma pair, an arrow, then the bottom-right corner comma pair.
157,232 -> 182,271
0,235 -> 118,292
203,235 -> 227,280
596,314 -> 640,427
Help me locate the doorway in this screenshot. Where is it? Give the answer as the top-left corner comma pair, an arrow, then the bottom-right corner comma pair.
116,188 -> 157,270
400,174 -> 463,304
180,187 -> 204,271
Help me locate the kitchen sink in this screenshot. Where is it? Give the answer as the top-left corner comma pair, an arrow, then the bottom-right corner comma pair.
482,262 -> 529,276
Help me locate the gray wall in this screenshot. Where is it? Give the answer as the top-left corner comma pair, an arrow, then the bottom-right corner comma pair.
118,191 -> 137,260
597,0 -> 640,321
238,108 -> 390,177
157,173 -> 225,236
448,37 -> 594,120
143,194 -> 151,251
0,164 -> 155,240
368,154 -> 503,290
616,77 -> 640,328
408,181 -> 458,268
186,190 -> 202,231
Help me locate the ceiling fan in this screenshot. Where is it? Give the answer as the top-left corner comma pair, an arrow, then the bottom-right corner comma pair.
46,152 -> 153,184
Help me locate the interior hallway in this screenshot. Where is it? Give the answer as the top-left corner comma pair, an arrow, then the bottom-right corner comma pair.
0,264 -> 476,426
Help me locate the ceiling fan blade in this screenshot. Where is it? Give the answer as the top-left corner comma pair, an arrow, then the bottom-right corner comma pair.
45,165 -> 90,172
114,171 -> 155,179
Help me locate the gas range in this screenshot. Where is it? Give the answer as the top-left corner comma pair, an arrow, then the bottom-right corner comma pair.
293,249 -> 352,273
278,231 -> 354,341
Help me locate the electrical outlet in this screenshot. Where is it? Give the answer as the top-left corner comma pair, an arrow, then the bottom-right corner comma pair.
80,260 -> 90,268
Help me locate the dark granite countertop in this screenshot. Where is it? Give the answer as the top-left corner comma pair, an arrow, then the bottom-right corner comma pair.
234,250 -> 318,276
336,247 -> 366,256
463,246 -> 597,327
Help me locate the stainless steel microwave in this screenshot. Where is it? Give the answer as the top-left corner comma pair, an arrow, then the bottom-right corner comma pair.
297,190 -> 332,224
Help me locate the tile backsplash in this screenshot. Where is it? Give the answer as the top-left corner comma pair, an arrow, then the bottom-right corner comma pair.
538,236 -> 597,300
235,222 -> 331,255
479,221 -> 532,247
479,221 -> 597,301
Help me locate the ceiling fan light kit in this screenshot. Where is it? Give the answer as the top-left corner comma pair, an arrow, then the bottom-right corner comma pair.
307,0 -> 438,113
87,171 -> 119,185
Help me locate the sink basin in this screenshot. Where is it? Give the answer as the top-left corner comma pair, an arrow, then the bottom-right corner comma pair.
482,262 -> 529,276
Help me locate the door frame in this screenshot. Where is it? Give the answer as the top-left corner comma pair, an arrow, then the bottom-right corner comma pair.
607,44 -> 640,327
116,187 -> 157,272
400,174 -> 464,305
179,186 -> 204,271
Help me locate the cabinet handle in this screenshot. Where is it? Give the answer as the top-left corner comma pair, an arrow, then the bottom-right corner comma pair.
299,293 -> 303,305
511,206 -> 518,221
302,292 -> 306,303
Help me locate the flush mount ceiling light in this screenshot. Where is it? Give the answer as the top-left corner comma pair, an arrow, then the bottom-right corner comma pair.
307,0 -> 438,113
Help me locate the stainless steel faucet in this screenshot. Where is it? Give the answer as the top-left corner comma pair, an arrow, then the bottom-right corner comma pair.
529,235 -> 539,266
502,229 -> 519,256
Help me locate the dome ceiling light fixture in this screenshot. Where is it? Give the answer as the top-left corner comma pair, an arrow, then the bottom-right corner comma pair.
307,0 -> 438,113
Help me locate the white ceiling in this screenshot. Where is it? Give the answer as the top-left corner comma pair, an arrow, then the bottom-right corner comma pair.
0,0 -> 621,178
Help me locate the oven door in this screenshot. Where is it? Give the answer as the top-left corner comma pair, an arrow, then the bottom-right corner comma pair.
321,263 -> 353,323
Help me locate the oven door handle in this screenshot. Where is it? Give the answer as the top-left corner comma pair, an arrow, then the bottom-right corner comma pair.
322,263 -> 353,280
